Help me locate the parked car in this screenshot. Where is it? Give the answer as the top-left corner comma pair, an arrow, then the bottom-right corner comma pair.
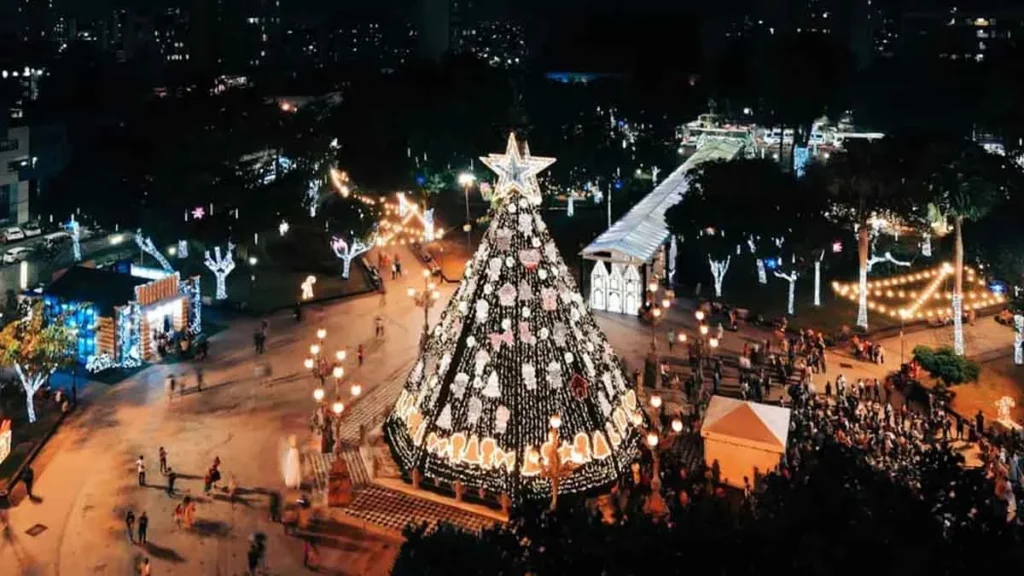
22,222 -> 42,238
42,231 -> 72,250
3,246 -> 33,264
1,227 -> 25,243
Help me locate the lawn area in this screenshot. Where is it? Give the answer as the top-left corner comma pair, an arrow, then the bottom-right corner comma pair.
703,269 -> 904,336
174,226 -> 377,313
0,391 -> 65,488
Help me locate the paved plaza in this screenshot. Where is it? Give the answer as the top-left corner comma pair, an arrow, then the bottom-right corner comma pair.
0,244 -> 1021,575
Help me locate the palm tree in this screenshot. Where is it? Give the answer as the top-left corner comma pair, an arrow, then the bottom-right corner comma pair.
924,141 -> 1013,355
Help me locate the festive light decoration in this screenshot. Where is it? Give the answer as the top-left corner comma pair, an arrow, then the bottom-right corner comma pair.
204,244 -> 235,300
191,206 -> 206,220
86,353 -> 118,373
67,216 -> 81,262
952,293 -> 965,355
921,233 -> 932,257
708,256 -> 730,298
301,275 -> 317,300
668,236 -> 678,285
279,220 -> 290,236
832,263 -> 1004,321
307,178 -> 320,217
176,240 -> 189,259
1014,314 -> 1023,366
479,133 -> 556,206
856,246 -> 912,329
384,136 -> 643,504
136,231 -> 173,272
774,270 -> 799,315
179,276 -> 202,335
567,193 -> 575,217
330,167 -> 351,197
813,251 -> 824,307
331,235 -> 374,278
373,194 -> 443,247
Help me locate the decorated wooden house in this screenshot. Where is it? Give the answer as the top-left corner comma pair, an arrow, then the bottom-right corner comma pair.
42,265 -> 202,372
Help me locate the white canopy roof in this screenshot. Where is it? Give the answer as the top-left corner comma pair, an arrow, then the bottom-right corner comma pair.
700,395 -> 791,453
581,138 -> 747,264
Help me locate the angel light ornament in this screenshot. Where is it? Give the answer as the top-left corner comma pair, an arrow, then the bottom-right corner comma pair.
301,275 -> 317,300
996,396 -> 1016,423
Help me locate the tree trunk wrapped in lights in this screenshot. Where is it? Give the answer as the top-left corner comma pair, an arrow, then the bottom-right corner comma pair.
1014,314 -> 1023,366
383,134 -> 644,504
708,256 -> 731,298
952,216 -> 965,355
204,244 -> 235,300
136,231 -> 174,272
774,270 -> 799,315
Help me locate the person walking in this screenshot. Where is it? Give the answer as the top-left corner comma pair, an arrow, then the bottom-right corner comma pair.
166,374 -> 175,404
136,455 -> 146,486
21,466 -> 34,499
159,447 -> 167,474
358,344 -> 364,367
138,511 -> 149,544
167,467 -> 177,496
139,558 -> 151,576
195,367 -> 204,392
125,509 -> 136,544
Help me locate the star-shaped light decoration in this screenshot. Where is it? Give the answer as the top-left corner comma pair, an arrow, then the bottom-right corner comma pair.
480,133 -> 555,206
192,206 -> 205,220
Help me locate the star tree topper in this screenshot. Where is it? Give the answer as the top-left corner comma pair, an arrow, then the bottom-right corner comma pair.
480,133 -> 556,206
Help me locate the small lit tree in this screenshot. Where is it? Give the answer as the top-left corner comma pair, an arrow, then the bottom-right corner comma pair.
0,302 -> 77,423
204,243 -> 236,300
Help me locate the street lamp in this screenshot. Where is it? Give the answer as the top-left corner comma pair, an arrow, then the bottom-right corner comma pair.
458,172 -> 476,251
409,270 -> 441,351
645,279 -> 672,353
644,431 -> 668,519
536,413 -> 579,511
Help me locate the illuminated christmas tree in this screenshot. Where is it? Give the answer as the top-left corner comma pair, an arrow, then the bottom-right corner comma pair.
384,134 -> 644,503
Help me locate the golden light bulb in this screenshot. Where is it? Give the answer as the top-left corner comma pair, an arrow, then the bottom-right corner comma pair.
316,328 -> 327,340
671,418 -> 684,433
332,401 -> 344,415
646,432 -> 659,448
313,388 -> 325,402
350,384 -> 362,397
650,395 -> 662,408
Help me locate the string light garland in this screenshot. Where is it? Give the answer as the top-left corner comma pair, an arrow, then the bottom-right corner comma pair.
384,136 -> 643,504
832,263 -> 1005,320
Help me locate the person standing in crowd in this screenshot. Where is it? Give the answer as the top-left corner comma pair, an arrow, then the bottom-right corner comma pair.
138,510 -> 149,544
125,509 -> 136,544
159,447 -> 167,474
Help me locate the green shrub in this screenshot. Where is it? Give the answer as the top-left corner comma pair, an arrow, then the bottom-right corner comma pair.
912,345 -> 981,385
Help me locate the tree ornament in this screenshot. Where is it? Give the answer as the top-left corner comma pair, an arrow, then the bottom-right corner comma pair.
544,241 -> 558,262
541,288 -> 558,311
436,404 -> 453,430
531,237 -> 541,248
553,323 -> 568,346
488,257 -> 503,281
519,249 -> 541,270
495,228 -> 512,251
474,349 -> 491,375
452,373 -> 470,398
475,299 -> 490,322
538,269 -> 549,280
495,405 -> 511,434
598,391 -> 613,416
518,213 -> 533,235
546,362 -> 563,388
505,256 -> 514,268
517,279 -> 533,301
521,307 -> 531,319
482,371 -> 500,398
523,364 -> 537,390
519,321 -> 536,344
467,397 -> 483,425
539,327 -> 550,340
498,283 -> 517,306
490,328 -> 514,350
570,374 -> 589,399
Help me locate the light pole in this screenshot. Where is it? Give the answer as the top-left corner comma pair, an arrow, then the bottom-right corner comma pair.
458,172 -> 476,252
534,414 -> 582,511
645,279 -> 672,353
304,328 -> 360,453
643,431 -> 668,519
408,270 -> 441,351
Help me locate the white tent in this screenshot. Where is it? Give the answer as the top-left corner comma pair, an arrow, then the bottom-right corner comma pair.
700,396 -> 791,489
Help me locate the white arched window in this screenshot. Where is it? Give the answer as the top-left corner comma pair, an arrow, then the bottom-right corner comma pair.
590,261 -> 608,311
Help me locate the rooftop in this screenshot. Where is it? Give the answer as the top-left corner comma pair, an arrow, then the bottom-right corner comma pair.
581,137 -> 747,263
44,266 -> 151,316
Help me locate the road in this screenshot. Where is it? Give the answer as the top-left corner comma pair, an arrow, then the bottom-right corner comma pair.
0,245 -> 449,575
0,230 -> 133,294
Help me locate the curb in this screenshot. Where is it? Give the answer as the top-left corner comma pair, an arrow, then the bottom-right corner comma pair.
0,404 -> 71,506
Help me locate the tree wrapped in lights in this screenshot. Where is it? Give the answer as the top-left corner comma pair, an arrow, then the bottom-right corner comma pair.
331,235 -> 374,279
204,243 -> 235,300
384,134 -> 644,504
0,302 -> 77,423
136,230 -> 174,272
67,216 -> 82,262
